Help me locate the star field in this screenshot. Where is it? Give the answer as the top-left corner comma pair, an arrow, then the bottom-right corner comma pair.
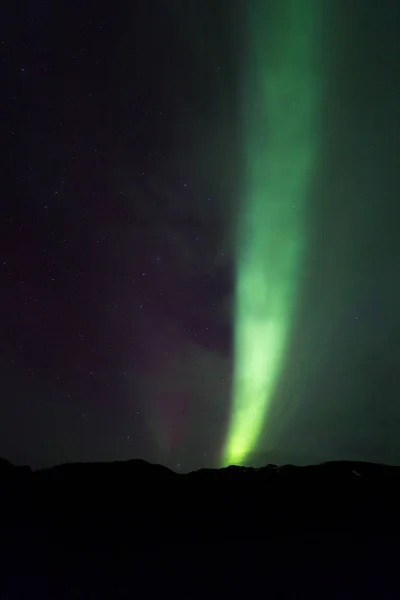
1,0 -> 400,471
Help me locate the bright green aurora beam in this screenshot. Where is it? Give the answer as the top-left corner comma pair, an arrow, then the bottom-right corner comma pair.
222,0 -> 325,466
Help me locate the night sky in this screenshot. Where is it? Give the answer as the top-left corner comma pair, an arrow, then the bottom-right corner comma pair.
1,0 -> 400,472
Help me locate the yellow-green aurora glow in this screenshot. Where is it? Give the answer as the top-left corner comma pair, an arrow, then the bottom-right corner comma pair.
222,0 -> 325,466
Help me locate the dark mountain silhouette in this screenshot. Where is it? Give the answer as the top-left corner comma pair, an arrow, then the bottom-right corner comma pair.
2,456 -> 400,536
2,457 -> 400,597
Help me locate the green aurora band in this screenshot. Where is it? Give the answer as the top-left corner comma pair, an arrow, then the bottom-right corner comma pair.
223,0 -> 325,466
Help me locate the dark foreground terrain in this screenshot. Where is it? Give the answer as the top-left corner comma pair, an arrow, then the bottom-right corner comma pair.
1,457 -> 400,597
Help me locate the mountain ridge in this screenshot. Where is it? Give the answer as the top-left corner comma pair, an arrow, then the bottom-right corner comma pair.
2,455 -> 400,543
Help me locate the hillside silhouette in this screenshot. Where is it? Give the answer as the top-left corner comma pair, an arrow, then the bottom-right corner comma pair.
2,456 -> 400,597
2,455 -> 400,538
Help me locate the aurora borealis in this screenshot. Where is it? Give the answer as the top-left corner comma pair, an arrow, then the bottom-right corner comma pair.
2,1 -> 400,472
223,1 -> 325,466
